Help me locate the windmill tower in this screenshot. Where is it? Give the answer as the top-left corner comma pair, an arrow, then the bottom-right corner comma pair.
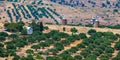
91,16 -> 99,28
93,20 -> 99,28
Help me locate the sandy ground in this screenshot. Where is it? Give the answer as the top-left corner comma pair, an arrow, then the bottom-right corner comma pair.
1,0 -> 120,25
111,39 -> 120,60
58,39 -> 82,55
45,25 -> 120,34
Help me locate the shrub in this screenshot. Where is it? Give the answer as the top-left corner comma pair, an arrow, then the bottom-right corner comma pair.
88,29 -> 96,35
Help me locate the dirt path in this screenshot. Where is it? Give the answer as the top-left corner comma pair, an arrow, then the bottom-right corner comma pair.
110,39 -> 120,60
45,25 -> 120,34
0,56 -> 13,60
20,43 -> 39,53
58,39 -> 82,55
64,39 -> 82,50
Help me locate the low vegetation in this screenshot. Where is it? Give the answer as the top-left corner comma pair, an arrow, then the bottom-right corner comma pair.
0,21 -> 120,60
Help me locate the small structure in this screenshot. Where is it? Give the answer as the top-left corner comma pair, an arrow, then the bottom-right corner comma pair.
93,20 -> 99,28
90,16 -> 99,28
26,27 -> 33,34
23,26 -> 33,34
62,19 -> 67,25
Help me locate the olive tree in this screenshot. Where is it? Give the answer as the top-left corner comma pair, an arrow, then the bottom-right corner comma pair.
115,41 -> 120,50
70,27 -> 78,35
9,34 -> 18,40
74,55 -> 82,60
0,36 -> 6,42
88,29 -> 96,35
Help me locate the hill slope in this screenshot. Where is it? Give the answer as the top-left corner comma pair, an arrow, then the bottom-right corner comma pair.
0,0 -> 66,24
0,0 -> 120,27
50,0 -> 120,8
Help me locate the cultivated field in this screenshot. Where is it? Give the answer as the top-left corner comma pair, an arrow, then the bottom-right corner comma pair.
0,24 -> 120,60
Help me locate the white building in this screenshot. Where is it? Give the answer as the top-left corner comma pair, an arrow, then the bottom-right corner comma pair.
23,26 -> 33,35
26,27 -> 33,34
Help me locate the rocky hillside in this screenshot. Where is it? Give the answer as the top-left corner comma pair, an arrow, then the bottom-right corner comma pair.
0,0 -> 120,27
50,0 -> 120,8
0,0 -> 66,25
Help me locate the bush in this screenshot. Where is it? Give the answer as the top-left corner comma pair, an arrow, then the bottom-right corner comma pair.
115,41 -> 120,50
46,56 -> 61,60
84,54 -> 97,60
0,32 -> 8,37
26,49 -> 34,54
74,55 -> 82,60
88,29 -> 96,35
0,36 -> 6,42
79,33 -> 87,39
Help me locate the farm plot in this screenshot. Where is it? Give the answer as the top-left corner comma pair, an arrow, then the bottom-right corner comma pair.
0,29 -> 120,60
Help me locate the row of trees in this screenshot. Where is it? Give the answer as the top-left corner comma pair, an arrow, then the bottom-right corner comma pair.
6,3 -> 60,23
52,29 -> 118,60
1,23 -> 120,60
0,21 -> 45,59
4,21 -> 25,32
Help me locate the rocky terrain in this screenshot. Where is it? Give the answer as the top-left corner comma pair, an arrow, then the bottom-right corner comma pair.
50,0 -> 120,8
0,0 -> 120,27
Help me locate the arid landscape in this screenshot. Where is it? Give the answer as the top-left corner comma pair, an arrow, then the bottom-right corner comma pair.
1,0 -> 120,26
0,0 -> 120,60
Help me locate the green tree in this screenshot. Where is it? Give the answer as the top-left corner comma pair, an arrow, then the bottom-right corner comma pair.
77,43 -> 86,48
48,48 -> 58,55
21,27 -> 27,35
80,50 -> 89,58
34,54 -> 44,60
20,57 -> 27,60
0,32 -> 8,37
115,41 -> 120,50
113,9 -> 118,13
100,54 -> 109,60
0,43 -> 4,47
84,54 -> 97,60
9,34 -> 18,40
4,22 -> 25,32
58,32 -> 69,38
26,55 -> 34,60
17,21 -> 25,32
54,43 -> 64,51
70,27 -> 78,35
38,22 -> 44,32
79,33 -> 87,39
88,29 -> 96,35
31,45 -> 40,51
92,51 -> 101,56
0,36 -> 6,42
16,42 -> 25,48
30,20 -> 37,31
46,56 -> 61,60
63,27 -> 66,31
105,47 -> 114,53
52,35 -> 61,41
6,44 -> 16,50
74,55 -> 82,60
12,55 -> 20,60
61,54 -> 75,60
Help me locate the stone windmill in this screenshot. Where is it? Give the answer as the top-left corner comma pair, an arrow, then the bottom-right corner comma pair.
90,16 -> 99,28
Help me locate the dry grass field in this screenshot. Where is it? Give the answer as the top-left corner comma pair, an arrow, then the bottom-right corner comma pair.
45,24 -> 120,34
0,0 -> 120,26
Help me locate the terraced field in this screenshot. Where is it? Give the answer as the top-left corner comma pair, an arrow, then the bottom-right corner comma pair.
0,0 -> 64,25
